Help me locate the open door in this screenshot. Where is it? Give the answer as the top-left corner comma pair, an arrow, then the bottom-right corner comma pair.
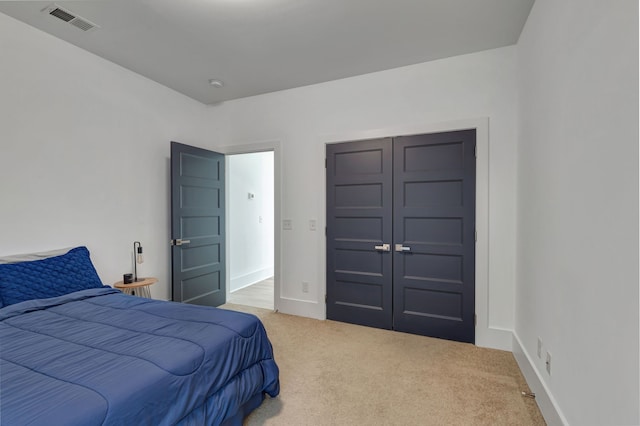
170,141 -> 226,306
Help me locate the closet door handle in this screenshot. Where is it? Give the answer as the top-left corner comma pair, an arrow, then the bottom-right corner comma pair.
170,239 -> 191,246
395,244 -> 411,252
374,244 -> 390,252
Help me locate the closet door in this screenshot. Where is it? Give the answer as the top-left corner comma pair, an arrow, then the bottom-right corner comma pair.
326,130 -> 476,343
392,130 -> 476,343
326,138 -> 393,329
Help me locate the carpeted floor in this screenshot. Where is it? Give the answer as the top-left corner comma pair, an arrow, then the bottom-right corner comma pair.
220,303 -> 546,426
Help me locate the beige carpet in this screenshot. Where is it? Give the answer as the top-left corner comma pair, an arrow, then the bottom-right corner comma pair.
220,303 -> 545,426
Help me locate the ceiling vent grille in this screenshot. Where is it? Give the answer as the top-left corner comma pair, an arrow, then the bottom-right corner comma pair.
42,4 -> 99,32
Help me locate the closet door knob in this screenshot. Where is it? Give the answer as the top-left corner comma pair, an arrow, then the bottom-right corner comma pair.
395,244 -> 411,252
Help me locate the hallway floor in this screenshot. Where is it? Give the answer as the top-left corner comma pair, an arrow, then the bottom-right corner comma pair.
227,277 -> 274,310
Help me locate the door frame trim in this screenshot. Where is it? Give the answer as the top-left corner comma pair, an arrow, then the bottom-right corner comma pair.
323,118 -> 511,350
215,141 -> 282,313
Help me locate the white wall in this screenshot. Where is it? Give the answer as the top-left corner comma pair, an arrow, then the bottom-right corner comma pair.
515,1 -> 639,424
228,152 -> 274,291
0,12 -> 212,300
204,46 -> 520,349
3,5 -> 639,424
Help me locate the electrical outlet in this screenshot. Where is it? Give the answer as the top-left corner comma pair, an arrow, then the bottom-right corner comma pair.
282,219 -> 292,230
302,281 -> 309,293
309,219 -> 317,231
545,352 -> 552,375
537,338 -> 543,358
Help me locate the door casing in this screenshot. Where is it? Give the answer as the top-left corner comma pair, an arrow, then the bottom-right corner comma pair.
215,141 -> 283,314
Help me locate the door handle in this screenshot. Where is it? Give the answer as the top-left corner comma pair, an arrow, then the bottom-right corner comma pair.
374,243 -> 390,252
395,244 -> 411,252
170,239 -> 191,246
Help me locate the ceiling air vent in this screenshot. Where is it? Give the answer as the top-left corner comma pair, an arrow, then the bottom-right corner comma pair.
42,4 -> 100,32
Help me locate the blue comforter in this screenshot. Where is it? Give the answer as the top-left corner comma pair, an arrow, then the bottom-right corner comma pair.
0,288 -> 279,425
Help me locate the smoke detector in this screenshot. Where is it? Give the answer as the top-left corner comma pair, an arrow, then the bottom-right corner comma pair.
208,79 -> 224,88
41,3 -> 100,32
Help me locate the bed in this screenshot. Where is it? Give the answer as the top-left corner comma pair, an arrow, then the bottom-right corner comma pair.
0,247 -> 280,425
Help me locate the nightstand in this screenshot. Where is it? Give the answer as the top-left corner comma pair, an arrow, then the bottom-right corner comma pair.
113,277 -> 158,298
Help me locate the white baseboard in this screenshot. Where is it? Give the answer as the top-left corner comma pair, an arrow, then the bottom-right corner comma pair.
230,267 -> 274,292
512,333 -> 569,426
276,297 -> 324,320
476,326 -> 513,351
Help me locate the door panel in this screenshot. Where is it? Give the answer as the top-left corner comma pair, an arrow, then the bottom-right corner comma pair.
393,130 -> 476,343
171,141 -> 226,307
326,139 -> 393,329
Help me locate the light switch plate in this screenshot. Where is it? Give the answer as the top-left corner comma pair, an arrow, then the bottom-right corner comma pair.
537,337 -> 542,358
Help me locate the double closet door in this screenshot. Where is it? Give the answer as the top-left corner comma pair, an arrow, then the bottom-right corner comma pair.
326,130 -> 476,343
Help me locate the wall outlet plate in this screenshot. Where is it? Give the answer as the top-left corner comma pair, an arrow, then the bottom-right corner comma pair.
545,352 -> 552,375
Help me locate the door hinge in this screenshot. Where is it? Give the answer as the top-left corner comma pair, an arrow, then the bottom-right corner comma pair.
325,158 -> 327,168
474,143 -> 477,158
474,313 -> 477,327
325,294 -> 327,303
475,230 -> 477,242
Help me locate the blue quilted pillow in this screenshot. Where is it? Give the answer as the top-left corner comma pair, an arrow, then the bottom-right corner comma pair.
0,246 -> 107,306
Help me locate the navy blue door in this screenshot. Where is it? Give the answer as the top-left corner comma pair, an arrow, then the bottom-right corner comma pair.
326,130 -> 476,343
171,142 -> 226,307
326,138 -> 393,329
392,131 -> 476,343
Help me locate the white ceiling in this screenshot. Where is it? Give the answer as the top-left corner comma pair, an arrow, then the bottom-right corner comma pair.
0,0 -> 535,105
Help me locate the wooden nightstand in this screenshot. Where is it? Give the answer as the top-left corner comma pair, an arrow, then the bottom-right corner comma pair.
113,277 -> 157,298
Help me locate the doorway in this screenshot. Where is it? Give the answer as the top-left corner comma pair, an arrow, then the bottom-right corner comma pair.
227,151 -> 275,310
326,130 -> 476,343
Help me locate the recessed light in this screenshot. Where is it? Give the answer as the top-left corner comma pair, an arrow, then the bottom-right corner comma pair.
208,79 -> 224,88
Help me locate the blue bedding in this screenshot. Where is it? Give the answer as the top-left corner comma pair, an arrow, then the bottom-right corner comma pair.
0,288 -> 279,425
